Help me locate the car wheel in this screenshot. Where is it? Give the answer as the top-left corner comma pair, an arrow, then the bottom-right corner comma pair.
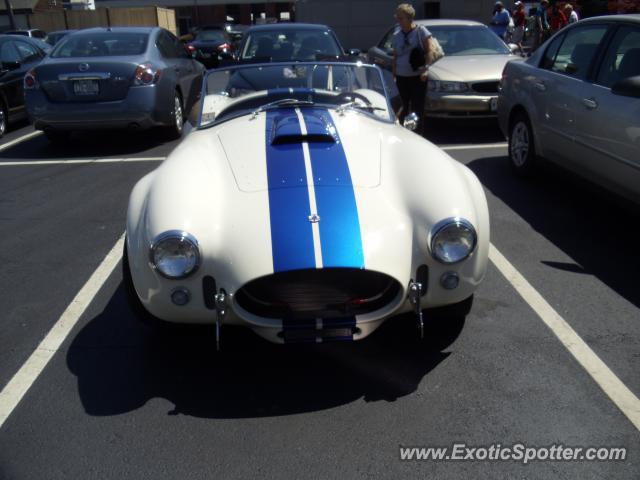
166,91 -> 184,140
0,104 -> 7,138
509,112 -> 537,175
44,130 -> 72,144
122,240 -> 183,331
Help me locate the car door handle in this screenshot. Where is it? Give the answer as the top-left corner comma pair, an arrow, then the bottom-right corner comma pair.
582,98 -> 598,110
534,81 -> 546,92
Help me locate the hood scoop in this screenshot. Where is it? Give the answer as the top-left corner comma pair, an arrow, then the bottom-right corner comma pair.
270,110 -> 337,145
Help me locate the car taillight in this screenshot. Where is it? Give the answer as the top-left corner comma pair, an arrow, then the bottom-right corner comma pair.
217,43 -> 231,51
133,63 -> 161,86
24,69 -> 38,90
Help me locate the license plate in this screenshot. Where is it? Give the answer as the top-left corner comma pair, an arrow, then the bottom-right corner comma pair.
201,52 -> 212,58
73,79 -> 99,96
490,97 -> 498,111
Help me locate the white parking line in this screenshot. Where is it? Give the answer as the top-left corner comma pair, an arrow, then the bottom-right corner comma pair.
0,131 -> 42,153
0,157 -> 165,167
490,244 -> 640,431
0,234 -> 125,430
441,143 -> 507,151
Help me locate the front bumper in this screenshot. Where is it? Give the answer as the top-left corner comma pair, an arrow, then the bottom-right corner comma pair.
26,85 -> 170,131
425,92 -> 499,118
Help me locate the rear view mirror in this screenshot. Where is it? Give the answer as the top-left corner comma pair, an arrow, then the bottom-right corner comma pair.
611,75 -> 640,98
348,48 -> 362,56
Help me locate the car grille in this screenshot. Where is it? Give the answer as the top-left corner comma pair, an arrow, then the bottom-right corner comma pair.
236,268 -> 401,319
471,81 -> 500,93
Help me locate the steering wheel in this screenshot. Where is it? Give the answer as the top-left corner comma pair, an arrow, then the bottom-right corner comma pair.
336,91 -> 373,108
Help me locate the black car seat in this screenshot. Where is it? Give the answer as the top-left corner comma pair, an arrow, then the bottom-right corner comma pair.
617,47 -> 640,80
297,36 -> 320,60
568,43 -> 598,76
254,37 -> 274,59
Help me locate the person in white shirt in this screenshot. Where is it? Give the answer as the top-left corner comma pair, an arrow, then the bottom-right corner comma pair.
565,4 -> 579,24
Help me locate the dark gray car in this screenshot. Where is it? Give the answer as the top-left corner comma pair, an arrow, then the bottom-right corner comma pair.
498,14 -> 640,204
0,35 -> 48,137
25,27 -> 205,142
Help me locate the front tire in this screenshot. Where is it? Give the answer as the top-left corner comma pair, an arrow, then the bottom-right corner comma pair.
0,103 -> 7,138
509,112 -> 537,175
165,91 -> 184,140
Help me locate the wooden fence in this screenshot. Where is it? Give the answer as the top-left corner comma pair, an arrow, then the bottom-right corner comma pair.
28,7 -> 177,35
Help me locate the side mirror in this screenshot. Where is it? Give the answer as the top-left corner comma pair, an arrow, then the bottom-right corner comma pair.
348,48 -> 361,57
508,43 -> 519,54
403,112 -> 419,131
611,75 -> 640,98
1,60 -> 21,72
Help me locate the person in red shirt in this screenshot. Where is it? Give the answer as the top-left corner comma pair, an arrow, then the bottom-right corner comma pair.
549,4 -> 568,32
511,1 -> 526,56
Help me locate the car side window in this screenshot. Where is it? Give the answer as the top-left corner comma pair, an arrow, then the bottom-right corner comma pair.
547,25 -> 608,80
595,25 -> 640,88
169,32 -> 189,59
540,33 -> 564,70
14,40 -> 42,64
380,28 -> 395,53
0,41 -> 21,63
156,31 -> 175,58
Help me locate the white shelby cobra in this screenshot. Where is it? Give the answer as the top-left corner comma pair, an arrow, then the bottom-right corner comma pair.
125,62 -> 490,346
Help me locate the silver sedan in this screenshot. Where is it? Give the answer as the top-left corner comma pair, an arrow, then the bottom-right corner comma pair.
25,27 -> 205,143
368,19 -> 521,118
498,14 -> 640,204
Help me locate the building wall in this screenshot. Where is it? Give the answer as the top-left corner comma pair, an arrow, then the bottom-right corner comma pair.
294,0 -> 515,51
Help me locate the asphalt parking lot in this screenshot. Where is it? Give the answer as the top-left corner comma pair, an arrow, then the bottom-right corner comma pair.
0,117 -> 638,479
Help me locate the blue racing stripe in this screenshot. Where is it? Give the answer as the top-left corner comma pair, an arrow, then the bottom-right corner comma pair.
266,108 -> 315,272
302,108 -> 365,269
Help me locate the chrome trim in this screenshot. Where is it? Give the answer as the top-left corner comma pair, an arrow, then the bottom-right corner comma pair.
428,217 -> 478,264
58,72 -> 111,81
148,230 -> 201,279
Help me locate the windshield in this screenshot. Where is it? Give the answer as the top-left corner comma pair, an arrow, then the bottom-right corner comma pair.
195,30 -> 227,42
198,62 -> 393,128
429,26 -> 511,56
51,32 -> 149,58
241,29 -> 342,62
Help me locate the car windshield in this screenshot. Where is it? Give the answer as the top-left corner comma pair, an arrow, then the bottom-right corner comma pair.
50,32 -> 149,58
198,62 -> 393,128
241,29 -> 342,61
195,29 -> 227,42
428,25 -> 511,56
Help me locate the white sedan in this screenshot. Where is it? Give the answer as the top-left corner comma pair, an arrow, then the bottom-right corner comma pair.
124,62 -> 490,346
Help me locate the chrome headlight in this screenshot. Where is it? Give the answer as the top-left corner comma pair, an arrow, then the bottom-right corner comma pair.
149,231 -> 200,279
428,80 -> 469,93
430,218 -> 477,264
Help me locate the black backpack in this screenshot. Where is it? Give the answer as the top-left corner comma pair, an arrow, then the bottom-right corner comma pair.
407,27 -> 427,71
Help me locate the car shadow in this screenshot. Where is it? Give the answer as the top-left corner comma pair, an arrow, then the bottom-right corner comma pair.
423,118 -> 505,145
467,155 -> 640,308
0,129 -> 178,161
66,283 -> 465,419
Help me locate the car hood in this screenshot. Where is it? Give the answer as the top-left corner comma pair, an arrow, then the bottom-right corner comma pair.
429,54 -> 517,82
215,107 -> 382,192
